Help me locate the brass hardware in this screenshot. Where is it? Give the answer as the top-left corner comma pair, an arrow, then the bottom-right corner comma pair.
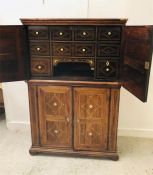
77,119 -> 79,123
82,48 -> 86,52
60,48 -> 64,52
106,68 -> 109,72
37,65 -> 42,70
59,32 -> 63,36
89,132 -> 93,136
82,32 -> 86,36
53,102 -> 57,106
106,61 -> 110,66
108,32 -> 112,35
144,61 -> 150,70
37,47 -> 40,51
54,130 -> 58,134
89,104 -> 93,109
35,31 -> 39,35
66,117 -> 70,122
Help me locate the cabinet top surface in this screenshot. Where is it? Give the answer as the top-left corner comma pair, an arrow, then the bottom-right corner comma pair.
21,18 -> 128,25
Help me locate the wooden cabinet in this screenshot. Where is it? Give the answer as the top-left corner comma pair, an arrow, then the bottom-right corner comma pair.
28,81 -> 120,160
0,19 -> 153,160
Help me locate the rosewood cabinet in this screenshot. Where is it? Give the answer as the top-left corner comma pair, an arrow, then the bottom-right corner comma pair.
0,19 -> 153,160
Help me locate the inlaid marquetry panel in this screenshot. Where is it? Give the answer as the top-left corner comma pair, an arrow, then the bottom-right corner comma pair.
30,42 -> 50,56
28,26 -> 49,40
98,27 -> 121,40
31,58 -> 51,77
74,43 -> 95,57
74,88 -> 110,151
96,59 -> 119,79
51,26 -> 72,41
38,86 -> 72,148
52,43 -> 72,56
97,44 -> 120,56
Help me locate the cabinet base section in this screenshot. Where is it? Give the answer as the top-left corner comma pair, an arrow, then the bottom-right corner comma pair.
29,146 -> 119,161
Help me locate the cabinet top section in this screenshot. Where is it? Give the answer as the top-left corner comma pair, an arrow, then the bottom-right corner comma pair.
20,18 -> 128,26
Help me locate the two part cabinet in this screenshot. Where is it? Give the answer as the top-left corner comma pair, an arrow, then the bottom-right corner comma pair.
0,19 -> 153,160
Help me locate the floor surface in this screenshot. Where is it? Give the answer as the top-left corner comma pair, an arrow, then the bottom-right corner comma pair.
0,114 -> 153,175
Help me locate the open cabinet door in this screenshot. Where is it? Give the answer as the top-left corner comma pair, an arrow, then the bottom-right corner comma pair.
0,26 -> 29,82
123,26 -> 153,102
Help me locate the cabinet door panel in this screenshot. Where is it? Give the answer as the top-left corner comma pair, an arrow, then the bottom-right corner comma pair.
74,88 -> 110,151
38,86 -> 72,148
123,26 -> 153,102
0,26 -> 29,82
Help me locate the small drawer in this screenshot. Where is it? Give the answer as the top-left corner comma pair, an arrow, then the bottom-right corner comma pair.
74,26 -> 95,41
30,42 -> 50,56
31,58 -> 51,77
98,27 -> 121,40
51,26 -> 72,41
52,43 -> 72,56
97,43 -> 120,56
74,43 -> 95,57
95,59 -> 119,79
28,26 -> 49,40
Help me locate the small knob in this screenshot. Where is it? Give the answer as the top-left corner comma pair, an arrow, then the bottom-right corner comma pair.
66,117 -> 70,122
37,47 -> 40,51
60,48 -> 64,52
82,32 -> 86,36
106,61 -> 110,66
82,48 -> 86,52
37,65 -> 42,70
89,132 -> 93,136
89,104 -> 93,109
54,130 -> 58,134
35,31 -> 39,35
106,68 -> 110,72
108,32 -> 112,35
59,32 -> 63,36
53,102 -> 57,106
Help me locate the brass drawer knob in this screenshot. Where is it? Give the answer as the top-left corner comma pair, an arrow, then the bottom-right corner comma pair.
53,102 -> 57,106
82,32 -> 87,36
59,32 -> 63,36
106,68 -> 110,72
108,32 -> 112,35
82,48 -> 86,52
60,48 -> 64,52
35,31 -> 39,35
67,117 -> 70,122
37,47 -> 40,51
89,104 -> 93,109
106,61 -> 110,66
54,130 -> 58,134
89,132 -> 93,136
37,65 -> 42,70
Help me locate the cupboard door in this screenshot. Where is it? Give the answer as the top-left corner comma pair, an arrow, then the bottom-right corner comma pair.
74,88 -> 110,151
123,26 -> 153,102
38,86 -> 72,148
0,26 -> 29,82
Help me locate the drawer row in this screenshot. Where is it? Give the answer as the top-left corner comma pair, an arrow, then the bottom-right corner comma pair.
30,42 -> 120,57
28,26 -> 121,41
31,58 -> 119,80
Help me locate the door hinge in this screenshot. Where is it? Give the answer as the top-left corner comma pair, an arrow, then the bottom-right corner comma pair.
144,61 -> 150,70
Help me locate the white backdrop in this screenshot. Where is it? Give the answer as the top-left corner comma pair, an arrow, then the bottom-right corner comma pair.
1,0 -> 153,137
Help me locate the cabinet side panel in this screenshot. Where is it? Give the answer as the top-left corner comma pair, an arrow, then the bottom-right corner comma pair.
28,85 -> 40,146
108,88 -> 120,151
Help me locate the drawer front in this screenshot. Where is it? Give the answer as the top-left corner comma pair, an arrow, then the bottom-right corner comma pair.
74,26 -> 95,41
51,26 -> 72,41
30,42 -> 50,56
97,44 -> 120,56
31,58 -> 51,76
74,43 -> 95,57
52,43 -> 72,56
95,59 -> 119,79
98,27 -> 121,40
28,26 -> 49,40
